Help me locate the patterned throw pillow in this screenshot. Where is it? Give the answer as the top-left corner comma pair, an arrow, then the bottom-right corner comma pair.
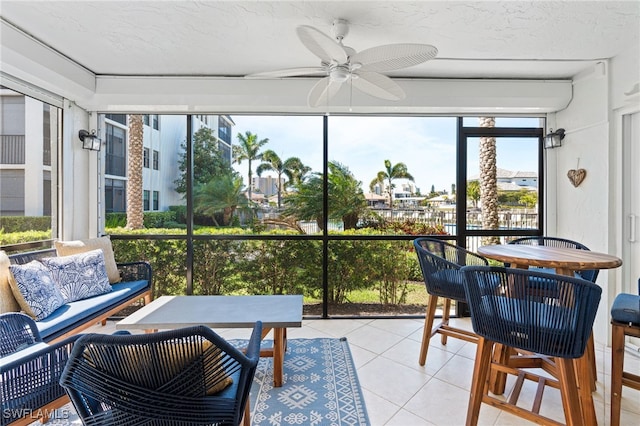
55,236 -> 121,284
8,261 -> 66,321
41,249 -> 112,303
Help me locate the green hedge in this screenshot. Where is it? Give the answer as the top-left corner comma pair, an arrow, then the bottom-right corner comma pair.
0,216 -> 51,233
106,227 -> 421,304
105,211 -> 178,228
0,230 -> 51,246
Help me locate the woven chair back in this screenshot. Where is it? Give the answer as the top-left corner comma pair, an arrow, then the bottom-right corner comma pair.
414,238 -> 488,301
461,266 -> 601,358
61,323 -> 262,426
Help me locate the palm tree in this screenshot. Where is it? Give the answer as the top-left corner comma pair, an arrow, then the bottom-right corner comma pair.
256,150 -> 308,208
284,161 -> 367,230
126,114 -> 144,229
369,159 -> 414,212
233,131 -> 268,204
285,159 -> 311,187
328,162 -> 368,229
467,180 -> 481,208
479,116 -> 500,245
193,174 -> 248,226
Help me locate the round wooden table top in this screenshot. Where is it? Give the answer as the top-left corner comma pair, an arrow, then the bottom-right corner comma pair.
477,244 -> 622,274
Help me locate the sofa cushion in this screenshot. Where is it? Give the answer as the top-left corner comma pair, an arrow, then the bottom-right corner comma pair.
0,251 -> 21,314
8,261 -> 66,321
41,249 -> 112,303
55,236 -> 121,284
36,280 -> 148,339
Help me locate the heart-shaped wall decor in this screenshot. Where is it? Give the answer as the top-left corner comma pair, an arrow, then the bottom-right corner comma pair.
567,168 -> 587,187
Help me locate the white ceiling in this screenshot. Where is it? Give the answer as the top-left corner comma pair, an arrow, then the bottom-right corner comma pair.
1,0 -> 639,81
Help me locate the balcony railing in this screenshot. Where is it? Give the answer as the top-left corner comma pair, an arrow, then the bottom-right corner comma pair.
0,135 -> 25,164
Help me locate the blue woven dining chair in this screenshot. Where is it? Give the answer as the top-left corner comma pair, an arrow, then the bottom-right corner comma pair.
461,266 -> 602,426
509,236 -> 599,282
510,236 -> 602,394
60,322 -> 262,426
1,312 -> 79,426
413,237 -> 488,367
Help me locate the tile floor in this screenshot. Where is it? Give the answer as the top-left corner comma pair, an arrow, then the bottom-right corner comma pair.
40,317 -> 640,425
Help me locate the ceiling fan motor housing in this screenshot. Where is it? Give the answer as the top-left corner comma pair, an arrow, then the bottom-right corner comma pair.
332,19 -> 349,41
330,65 -> 351,82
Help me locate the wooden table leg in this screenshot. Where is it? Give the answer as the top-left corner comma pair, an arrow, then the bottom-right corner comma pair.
575,351 -> 598,426
489,343 -> 510,394
587,334 -> 597,391
273,327 -> 286,387
487,262 -> 526,395
556,268 -> 598,392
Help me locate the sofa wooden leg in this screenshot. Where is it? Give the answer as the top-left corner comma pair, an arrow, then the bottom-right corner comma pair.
242,398 -> 251,426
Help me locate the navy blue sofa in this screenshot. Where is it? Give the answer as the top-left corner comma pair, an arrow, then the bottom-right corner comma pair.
8,248 -> 152,343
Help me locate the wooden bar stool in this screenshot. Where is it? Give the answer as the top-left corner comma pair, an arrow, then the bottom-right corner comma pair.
413,238 -> 487,367
461,266 -> 602,426
610,292 -> 640,426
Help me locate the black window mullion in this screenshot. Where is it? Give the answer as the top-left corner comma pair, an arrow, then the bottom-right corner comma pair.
186,115 -> 194,295
322,115 -> 329,319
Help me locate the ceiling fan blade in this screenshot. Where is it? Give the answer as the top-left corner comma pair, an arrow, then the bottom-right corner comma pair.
296,25 -> 348,64
307,77 -> 343,107
245,67 -> 326,78
352,72 -> 405,101
353,44 -> 438,72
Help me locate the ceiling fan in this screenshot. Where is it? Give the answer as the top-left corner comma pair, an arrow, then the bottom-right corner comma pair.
245,19 -> 438,107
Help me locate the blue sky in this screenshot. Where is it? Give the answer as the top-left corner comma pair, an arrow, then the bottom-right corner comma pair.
231,115 -> 539,195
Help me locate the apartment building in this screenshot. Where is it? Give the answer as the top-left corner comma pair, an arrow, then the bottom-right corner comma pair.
0,87 -> 57,216
102,113 -> 234,214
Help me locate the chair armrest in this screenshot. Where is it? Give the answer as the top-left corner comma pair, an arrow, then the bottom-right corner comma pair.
117,261 -> 152,284
0,334 -> 80,372
244,321 -> 263,362
1,334 -> 80,421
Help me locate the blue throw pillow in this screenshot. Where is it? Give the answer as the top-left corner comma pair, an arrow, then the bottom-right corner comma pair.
41,249 -> 112,303
8,261 -> 66,321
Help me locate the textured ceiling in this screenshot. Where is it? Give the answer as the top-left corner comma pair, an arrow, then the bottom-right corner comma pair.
1,0 -> 639,80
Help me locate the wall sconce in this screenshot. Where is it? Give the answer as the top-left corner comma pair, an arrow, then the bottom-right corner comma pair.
78,130 -> 102,151
544,128 -> 565,149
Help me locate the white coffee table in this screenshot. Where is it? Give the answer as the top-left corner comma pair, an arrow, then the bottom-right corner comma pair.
116,295 -> 303,387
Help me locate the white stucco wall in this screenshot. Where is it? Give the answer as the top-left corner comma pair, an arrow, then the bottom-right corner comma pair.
554,45 -> 639,346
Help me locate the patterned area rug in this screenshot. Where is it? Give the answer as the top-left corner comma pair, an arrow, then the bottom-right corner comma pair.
31,337 -> 369,426
242,337 -> 370,426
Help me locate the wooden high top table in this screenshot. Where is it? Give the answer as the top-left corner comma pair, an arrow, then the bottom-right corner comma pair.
477,244 -> 622,276
116,295 -> 303,387
477,244 -> 622,425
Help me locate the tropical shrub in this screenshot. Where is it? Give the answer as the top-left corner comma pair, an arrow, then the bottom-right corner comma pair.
108,227 -> 187,298
106,226 -> 424,305
237,231 -> 321,296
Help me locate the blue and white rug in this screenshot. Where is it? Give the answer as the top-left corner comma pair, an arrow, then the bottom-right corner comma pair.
32,337 -> 369,426
245,337 -> 370,426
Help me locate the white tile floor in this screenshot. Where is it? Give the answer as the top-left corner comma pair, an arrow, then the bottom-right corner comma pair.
45,317 -> 640,425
